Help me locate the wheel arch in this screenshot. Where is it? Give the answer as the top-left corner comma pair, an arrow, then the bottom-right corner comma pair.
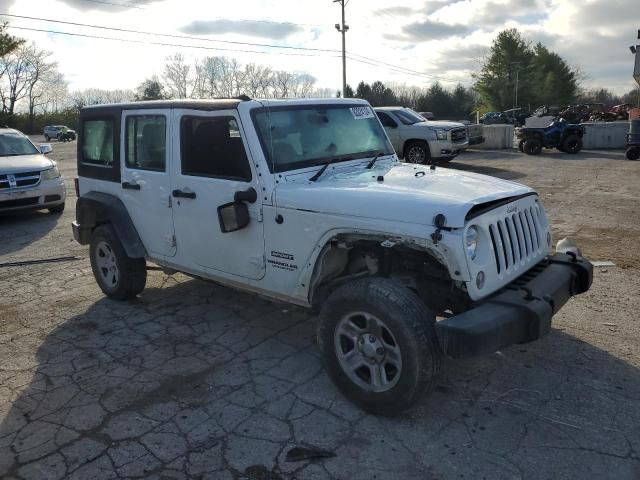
306,231 -> 459,312
75,191 -> 147,258
402,138 -> 431,158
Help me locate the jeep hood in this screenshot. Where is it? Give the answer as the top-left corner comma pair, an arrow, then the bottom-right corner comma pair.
275,162 -> 533,228
0,154 -> 53,173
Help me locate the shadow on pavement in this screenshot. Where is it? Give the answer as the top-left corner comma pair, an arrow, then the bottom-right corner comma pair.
0,211 -> 61,257
0,278 -> 639,479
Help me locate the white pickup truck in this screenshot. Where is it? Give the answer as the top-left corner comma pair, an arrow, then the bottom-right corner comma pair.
72,98 -> 592,415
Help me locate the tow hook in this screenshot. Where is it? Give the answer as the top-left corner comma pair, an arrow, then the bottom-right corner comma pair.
431,214 -> 446,244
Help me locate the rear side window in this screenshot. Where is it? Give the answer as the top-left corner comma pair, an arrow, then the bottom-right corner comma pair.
82,119 -> 114,166
125,115 -> 166,171
180,116 -> 251,181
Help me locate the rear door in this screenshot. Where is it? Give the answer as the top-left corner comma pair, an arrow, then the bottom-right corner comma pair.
120,109 -> 176,258
170,109 -> 265,280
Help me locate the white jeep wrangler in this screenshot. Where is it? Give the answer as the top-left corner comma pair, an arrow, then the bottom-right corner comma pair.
72,98 -> 592,415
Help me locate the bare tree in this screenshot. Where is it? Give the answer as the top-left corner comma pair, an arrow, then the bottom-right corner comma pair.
0,43 -> 32,114
163,53 -> 192,99
69,88 -> 134,108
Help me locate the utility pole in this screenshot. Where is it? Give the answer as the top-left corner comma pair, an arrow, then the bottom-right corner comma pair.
509,62 -> 521,108
334,0 -> 349,97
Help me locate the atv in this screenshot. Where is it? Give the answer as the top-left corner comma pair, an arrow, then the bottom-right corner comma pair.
516,118 -> 585,155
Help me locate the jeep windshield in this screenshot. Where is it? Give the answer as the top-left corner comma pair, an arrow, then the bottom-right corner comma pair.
252,104 -> 393,173
0,133 -> 40,157
393,108 -> 426,125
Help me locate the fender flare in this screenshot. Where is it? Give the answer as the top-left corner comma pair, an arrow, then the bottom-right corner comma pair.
74,191 -> 147,258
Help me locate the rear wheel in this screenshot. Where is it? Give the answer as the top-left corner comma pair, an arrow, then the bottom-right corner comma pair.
44,134 -> 50,141
524,138 -> 543,155
626,146 -> 640,160
404,141 -> 430,164
90,225 -> 147,300
317,277 -> 442,415
562,134 -> 582,154
518,139 -> 525,152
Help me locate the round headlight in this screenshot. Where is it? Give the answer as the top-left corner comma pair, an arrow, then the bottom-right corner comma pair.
466,226 -> 479,260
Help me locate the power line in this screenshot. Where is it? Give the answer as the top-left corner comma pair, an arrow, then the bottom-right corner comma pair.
3,14 -> 468,85
6,25 -> 340,58
0,13 -> 336,53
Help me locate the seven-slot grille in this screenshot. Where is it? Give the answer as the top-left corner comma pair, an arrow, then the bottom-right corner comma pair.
487,203 -> 545,275
0,171 -> 41,190
451,127 -> 467,143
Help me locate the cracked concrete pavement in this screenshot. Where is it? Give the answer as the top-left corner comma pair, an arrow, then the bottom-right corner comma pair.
0,139 -> 639,479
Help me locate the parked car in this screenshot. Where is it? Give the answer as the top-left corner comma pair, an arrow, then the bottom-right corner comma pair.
0,128 -> 65,214
43,125 -> 76,142
516,118 -> 585,155
72,98 -> 592,414
374,107 -> 468,163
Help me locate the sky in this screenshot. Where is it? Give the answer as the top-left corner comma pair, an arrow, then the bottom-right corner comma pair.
1,0 -> 639,95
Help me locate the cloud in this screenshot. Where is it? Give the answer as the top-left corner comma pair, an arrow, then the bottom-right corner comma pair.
386,18 -> 469,42
179,19 -> 302,40
51,0 -> 160,12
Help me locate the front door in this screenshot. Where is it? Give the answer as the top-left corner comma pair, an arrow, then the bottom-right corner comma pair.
120,110 -> 176,258
376,111 -> 401,152
171,110 -> 265,280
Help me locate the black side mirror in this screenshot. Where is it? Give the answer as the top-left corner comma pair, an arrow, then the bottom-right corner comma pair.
218,202 -> 250,233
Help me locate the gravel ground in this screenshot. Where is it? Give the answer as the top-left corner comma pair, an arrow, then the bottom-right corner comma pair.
0,139 -> 638,480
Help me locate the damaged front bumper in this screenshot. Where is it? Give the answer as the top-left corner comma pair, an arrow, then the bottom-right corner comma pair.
435,252 -> 593,358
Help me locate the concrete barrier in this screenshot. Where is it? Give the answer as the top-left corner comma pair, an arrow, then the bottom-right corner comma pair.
582,122 -> 628,149
476,124 -> 514,149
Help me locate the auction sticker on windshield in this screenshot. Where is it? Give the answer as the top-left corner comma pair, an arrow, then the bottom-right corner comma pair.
350,106 -> 374,119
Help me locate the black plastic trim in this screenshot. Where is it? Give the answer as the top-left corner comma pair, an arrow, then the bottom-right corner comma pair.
72,191 -> 146,258
435,253 -> 593,358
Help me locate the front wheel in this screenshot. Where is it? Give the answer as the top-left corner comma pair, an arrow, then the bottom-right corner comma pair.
524,138 -> 543,155
404,141 -> 430,164
317,278 -> 442,415
48,203 -> 65,214
90,225 -> 147,300
562,134 -> 583,154
626,146 -> 640,160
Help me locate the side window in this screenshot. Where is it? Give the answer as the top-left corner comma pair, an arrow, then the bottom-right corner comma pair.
82,119 -> 114,166
376,112 -> 397,128
125,115 -> 166,172
180,116 -> 251,181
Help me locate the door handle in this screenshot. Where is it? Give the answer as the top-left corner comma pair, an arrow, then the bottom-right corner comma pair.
122,181 -> 140,190
172,189 -> 196,199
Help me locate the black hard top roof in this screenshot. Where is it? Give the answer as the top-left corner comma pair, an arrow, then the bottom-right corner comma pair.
80,98 -> 246,113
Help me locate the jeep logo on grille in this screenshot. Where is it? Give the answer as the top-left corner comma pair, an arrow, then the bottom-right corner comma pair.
7,174 -> 16,188
506,204 -> 517,214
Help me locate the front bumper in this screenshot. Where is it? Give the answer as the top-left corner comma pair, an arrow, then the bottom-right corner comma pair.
0,179 -> 66,214
435,253 -> 593,358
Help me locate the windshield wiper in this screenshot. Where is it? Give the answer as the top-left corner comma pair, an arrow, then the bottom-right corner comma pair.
309,158 -> 336,182
366,151 -> 384,169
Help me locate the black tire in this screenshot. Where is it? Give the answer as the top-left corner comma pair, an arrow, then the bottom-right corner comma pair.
626,147 -> 640,161
89,224 -> 147,300
44,134 -> 50,141
317,277 -> 442,416
518,139 -> 525,152
523,138 -> 542,155
48,203 -> 65,214
561,134 -> 582,154
404,141 -> 431,164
